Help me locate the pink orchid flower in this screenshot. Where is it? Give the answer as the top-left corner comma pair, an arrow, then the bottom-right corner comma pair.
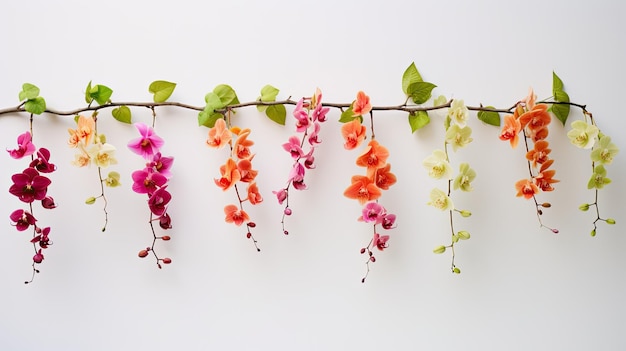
361,202 -> 386,224
282,136 -> 305,159
29,148 -> 56,173
273,189 -> 287,204
147,152 -> 174,179
128,123 -> 164,159
132,168 -> 167,195
293,99 -> 310,132
373,233 -> 390,251
288,162 -> 307,190
148,186 -> 171,216
308,122 -> 322,146
7,131 -> 36,159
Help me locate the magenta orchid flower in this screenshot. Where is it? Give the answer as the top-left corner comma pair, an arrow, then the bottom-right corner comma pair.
288,162 -> 307,190
41,196 -> 56,209
313,103 -> 329,122
148,186 -> 171,216
33,249 -> 44,264
10,209 -> 36,231
29,148 -> 56,173
9,168 -> 51,203
308,122 -> 322,146
31,227 -> 51,249
147,152 -> 174,179
273,189 -> 287,205
7,131 -> 36,159
158,213 -> 172,230
293,99 -> 310,132
361,202 -> 386,224
132,169 -> 167,195
282,136 -> 305,159
127,123 -> 164,159
373,233 -> 390,251
381,214 -> 396,230
304,151 -> 315,169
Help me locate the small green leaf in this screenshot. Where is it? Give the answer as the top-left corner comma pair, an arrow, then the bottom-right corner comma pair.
85,81 -> 93,104
213,84 -> 239,106
149,80 -> 176,103
408,110 -> 430,133
112,105 -> 132,124
408,82 -> 437,105
198,109 -> 223,128
339,105 -> 359,123
552,90 -> 570,125
265,104 -> 286,125
19,83 -> 40,101
552,71 -> 564,93
433,95 -> 447,106
87,84 -> 113,106
402,62 -> 423,95
259,84 -> 279,102
24,97 -> 46,115
477,106 -> 501,126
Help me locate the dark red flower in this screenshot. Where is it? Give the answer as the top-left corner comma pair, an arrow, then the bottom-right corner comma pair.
29,148 -> 56,173
33,249 -> 44,264
148,186 -> 171,216
159,213 -> 172,230
41,196 -> 56,209
31,227 -> 52,248
9,168 -> 51,203
9,209 -> 36,231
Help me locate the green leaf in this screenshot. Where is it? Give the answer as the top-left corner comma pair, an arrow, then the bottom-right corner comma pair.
408,110 -> 430,133
112,105 -> 132,124
24,96 -> 46,115
213,84 -> 239,106
85,81 -> 93,104
19,83 -> 40,101
402,62 -> 423,95
149,80 -> 176,103
552,90 -> 570,125
339,105 -> 360,123
265,104 -> 286,125
433,95 -> 447,106
198,109 -> 223,128
477,106 -> 501,126
86,84 -> 113,106
408,81 -> 437,105
259,84 -> 279,102
552,71 -> 564,93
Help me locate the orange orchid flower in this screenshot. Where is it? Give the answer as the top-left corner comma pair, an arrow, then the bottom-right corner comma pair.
238,158 -> 258,183
68,128 -> 80,148
214,158 -> 241,191
373,163 -> 397,190
528,126 -> 549,142
246,182 -> 263,205
356,140 -> 389,175
341,118 -> 367,150
206,118 -> 232,149
526,140 -> 552,167
77,115 -> 95,144
519,104 -> 551,131
521,87 -> 536,110
352,91 -> 372,117
515,178 -> 539,199
499,114 -> 522,148
344,175 -> 382,204
224,204 -> 249,226
534,159 -> 559,192
234,128 -> 254,159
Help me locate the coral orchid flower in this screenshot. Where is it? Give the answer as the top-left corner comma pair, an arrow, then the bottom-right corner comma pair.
515,178 -> 539,199
341,118 -> 367,150
234,129 -> 254,159
526,140 -> 551,167
356,140 -> 389,175
519,104 -> 551,131
373,163 -> 397,190
344,175 -> 382,204
215,158 -> 241,191
224,204 -> 249,226
499,114 -> 522,148
247,182 -> 263,205
206,118 -> 232,149
352,91 -> 372,117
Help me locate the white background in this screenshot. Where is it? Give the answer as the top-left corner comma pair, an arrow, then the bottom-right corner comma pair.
1,1 -> 625,350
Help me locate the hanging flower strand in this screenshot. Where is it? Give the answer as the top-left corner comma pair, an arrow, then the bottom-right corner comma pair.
499,88 -> 559,233
208,109 -> 263,251
427,98 -> 476,274
274,88 -> 328,235
7,83 -> 57,283
342,91 -> 397,283
128,116 -> 174,268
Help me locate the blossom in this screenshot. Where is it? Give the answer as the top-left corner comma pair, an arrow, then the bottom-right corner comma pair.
567,120 -> 599,149
356,140 -> 389,175
381,214 -> 396,230
499,114 -> 522,148
361,202 -> 386,224
373,233 -> 390,251
528,126 -> 549,142
521,87 -> 537,110
9,168 -> 51,203
308,122 -> 322,145
9,209 -> 36,231
587,165 -> 611,189
104,171 -> 121,188
312,101 -> 329,122
427,188 -> 454,211
215,158 -> 241,191
282,136 -> 304,159
590,135 -> 618,165
41,196 -> 57,209
447,99 -> 469,128
148,186 -> 171,216
206,118 -> 232,148
519,104 -> 551,131
7,131 -> 35,159
352,91 -> 372,117
224,204 -> 249,226
237,158 -> 258,183
247,182 -> 263,205
525,140 -> 551,167
535,160 -> 559,192
132,169 -> 167,194
344,175 -> 382,204
293,98 -> 310,132
31,227 -> 51,249
303,150 -> 315,169
87,142 -> 117,168
341,118 -> 367,150
233,128 -> 254,159
288,162 -> 306,190
373,163 -> 397,190
445,125 -> 473,151
453,163 -> 476,192
72,151 -> 91,167
128,122 -> 164,159
515,178 -> 539,199
423,149 -> 452,180
29,148 -> 56,173
148,152 -> 174,178
159,213 -> 172,230
33,249 -> 44,264
273,188 -> 287,205
76,115 -> 96,145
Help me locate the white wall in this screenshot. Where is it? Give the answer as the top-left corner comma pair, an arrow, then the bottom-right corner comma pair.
1,1 -> 625,350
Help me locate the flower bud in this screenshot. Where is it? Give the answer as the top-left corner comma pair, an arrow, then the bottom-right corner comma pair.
360,248 -> 366,254
579,203 -> 590,211
33,250 -> 44,264
41,196 -> 57,209
459,210 -> 471,218
606,218 -> 616,225
457,231 -> 471,240
453,267 -> 461,274
162,258 -> 172,264
283,230 -> 289,235
160,236 -> 171,241
590,229 -> 596,237
138,249 -> 149,258
85,196 -> 96,205
369,256 -> 376,262
284,207 -> 292,216
541,202 -> 551,208
551,228 -> 559,234
248,222 -> 256,228
433,245 -> 446,254
246,232 -> 251,239
452,234 -> 459,243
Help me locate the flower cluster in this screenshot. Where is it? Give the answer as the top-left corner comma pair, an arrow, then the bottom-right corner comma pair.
273,88 -> 328,235
7,131 -> 57,283
499,89 -> 559,233
128,123 -> 174,267
68,114 -> 120,231
207,116 -> 263,250
568,118 -> 618,235
341,91 -> 397,283
426,99 -> 476,274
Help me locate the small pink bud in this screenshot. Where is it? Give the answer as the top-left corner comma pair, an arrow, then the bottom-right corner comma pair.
360,248 -> 366,254
33,250 -> 44,263
248,222 -> 256,228
552,228 -> 559,234
162,258 -> 172,264
284,208 -> 292,216
283,230 -> 289,235
138,250 -> 149,258
370,256 -> 376,262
